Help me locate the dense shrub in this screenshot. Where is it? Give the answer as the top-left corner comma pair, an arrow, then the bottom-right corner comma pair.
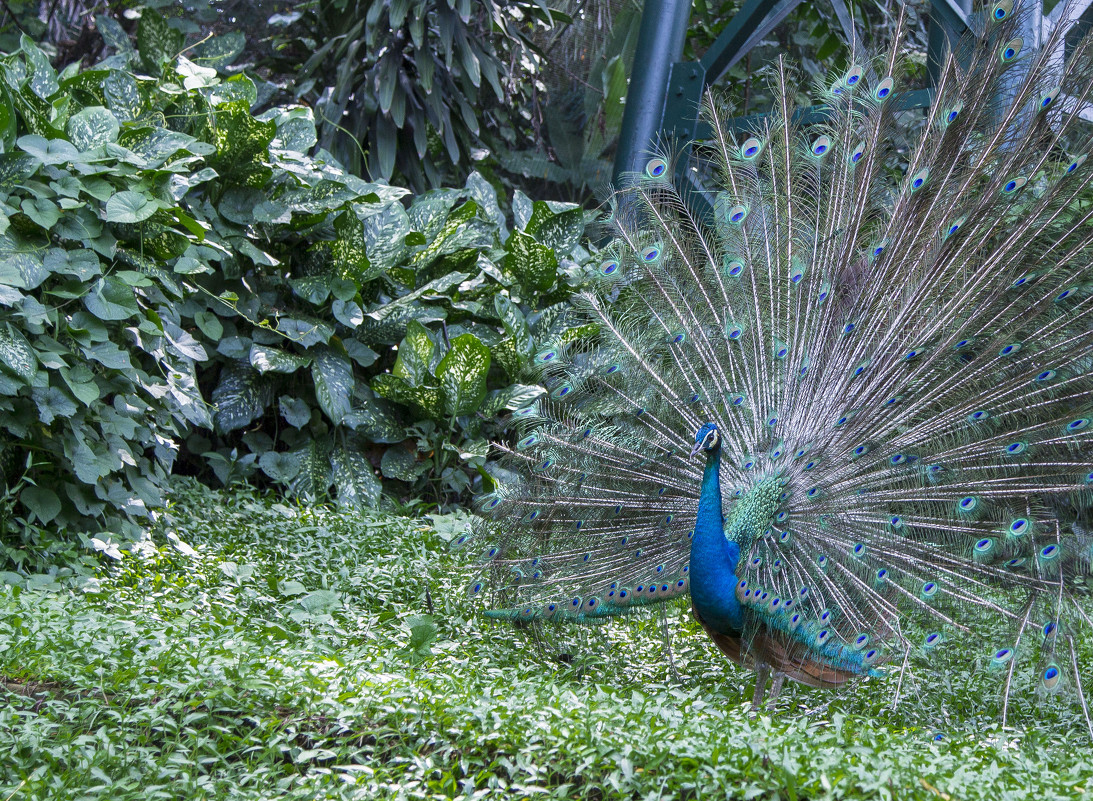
0,10 -> 592,569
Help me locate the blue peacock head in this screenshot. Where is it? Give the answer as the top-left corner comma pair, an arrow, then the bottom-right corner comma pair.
690,422 -> 721,457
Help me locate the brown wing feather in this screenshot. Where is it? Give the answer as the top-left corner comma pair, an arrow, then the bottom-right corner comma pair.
693,605 -> 858,689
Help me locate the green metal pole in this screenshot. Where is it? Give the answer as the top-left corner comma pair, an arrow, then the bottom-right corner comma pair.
612,0 -> 693,187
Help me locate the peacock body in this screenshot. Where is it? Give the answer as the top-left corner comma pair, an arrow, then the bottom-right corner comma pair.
459,1 -> 1093,720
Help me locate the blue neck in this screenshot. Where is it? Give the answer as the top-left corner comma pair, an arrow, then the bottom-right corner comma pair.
688,443 -> 744,633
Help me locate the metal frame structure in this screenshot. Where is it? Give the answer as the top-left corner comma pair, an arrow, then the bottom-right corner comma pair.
612,0 -> 1093,212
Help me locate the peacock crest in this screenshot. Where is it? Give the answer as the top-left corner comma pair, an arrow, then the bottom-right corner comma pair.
456,1 -> 1093,723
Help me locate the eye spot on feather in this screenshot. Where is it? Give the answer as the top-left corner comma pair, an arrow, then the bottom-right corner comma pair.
1000,37 -> 1023,62
645,158 -> 667,178
1039,86 -> 1060,109
811,136 -> 831,157
992,0 -> 1012,20
728,205 -> 748,224
740,137 -> 762,159
874,76 -> 893,100
924,632 -> 942,649
968,410 -> 990,422
849,142 -> 865,163
599,259 -> 620,276
1001,176 -> 1027,194
517,433 -> 541,450
1067,418 -> 1090,433
1066,154 -> 1087,174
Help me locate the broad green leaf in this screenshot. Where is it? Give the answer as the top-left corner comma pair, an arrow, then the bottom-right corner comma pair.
311,347 -> 354,425
258,450 -> 301,482
176,56 -> 218,90
212,360 -> 272,432
250,344 -> 311,374
295,589 -> 339,615
277,317 -> 333,348
192,32 -> 246,71
344,339 -> 379,368
343,395 -> 403,443
288,274 -> 332,304
194,310 -> 223,340
380,446 -> 423,481
0,153 -> 39,192
0,325 -> 37,381
205,101 -> 276,186
0,94 -> 18,153
465,170 -> 506,239
361,202 -> 411,276
332,299 -> 364,328
103,71 -> 144,121
331,445 -> 381,508
84,277 -> 139,320
95,14 -> 132,53
481,383 -> 545,415
526,200 -> 584,255
59,366 -> 99,406
207,74 -> 257,108
404,614 -> 437,660
66,106 -> 120,150
105,191 -> 163,223
436,333 -> 490,418
138,9 -> 185,75
494,294 -> 533,358
330,210 -> 374,284
393,319 -> 438,385
21,485 -> 61,524
264,106 -> 317,152
279,395 -> 312,428
371,374 -> 443,421
504,228 -> 558,293
288,440 -> 331,500
17,134 -> 78,165
20,197 -> 59,230
21,35 -> 59,99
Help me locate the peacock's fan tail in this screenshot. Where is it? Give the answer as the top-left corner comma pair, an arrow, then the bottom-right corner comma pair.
460,1 -> 1093,705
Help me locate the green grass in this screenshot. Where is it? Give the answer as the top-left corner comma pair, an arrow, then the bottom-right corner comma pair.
1,479 -> 1091,800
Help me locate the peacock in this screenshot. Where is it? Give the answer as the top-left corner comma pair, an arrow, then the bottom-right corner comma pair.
457,0 -> 1093,725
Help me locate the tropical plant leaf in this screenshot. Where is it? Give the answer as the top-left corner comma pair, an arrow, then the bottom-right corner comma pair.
331,445 -> 381,508
436,333 -> 490,418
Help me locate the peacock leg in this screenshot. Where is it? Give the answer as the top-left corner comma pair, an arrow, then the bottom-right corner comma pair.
751,663 -> 770,713
767,672 -> 785,706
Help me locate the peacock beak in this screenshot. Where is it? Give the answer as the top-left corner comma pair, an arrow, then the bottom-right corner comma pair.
689,441 -> 704,458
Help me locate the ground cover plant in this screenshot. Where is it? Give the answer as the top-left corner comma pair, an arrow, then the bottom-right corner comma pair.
1,480 -> 1091,800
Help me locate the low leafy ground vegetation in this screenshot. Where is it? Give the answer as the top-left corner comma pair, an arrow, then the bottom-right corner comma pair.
1,482 -> 1090,800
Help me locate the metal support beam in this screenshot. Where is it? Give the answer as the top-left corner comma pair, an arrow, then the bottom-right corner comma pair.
612,0 -> 692,185
699,0 -> 788,85
927,0 -> 973,85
